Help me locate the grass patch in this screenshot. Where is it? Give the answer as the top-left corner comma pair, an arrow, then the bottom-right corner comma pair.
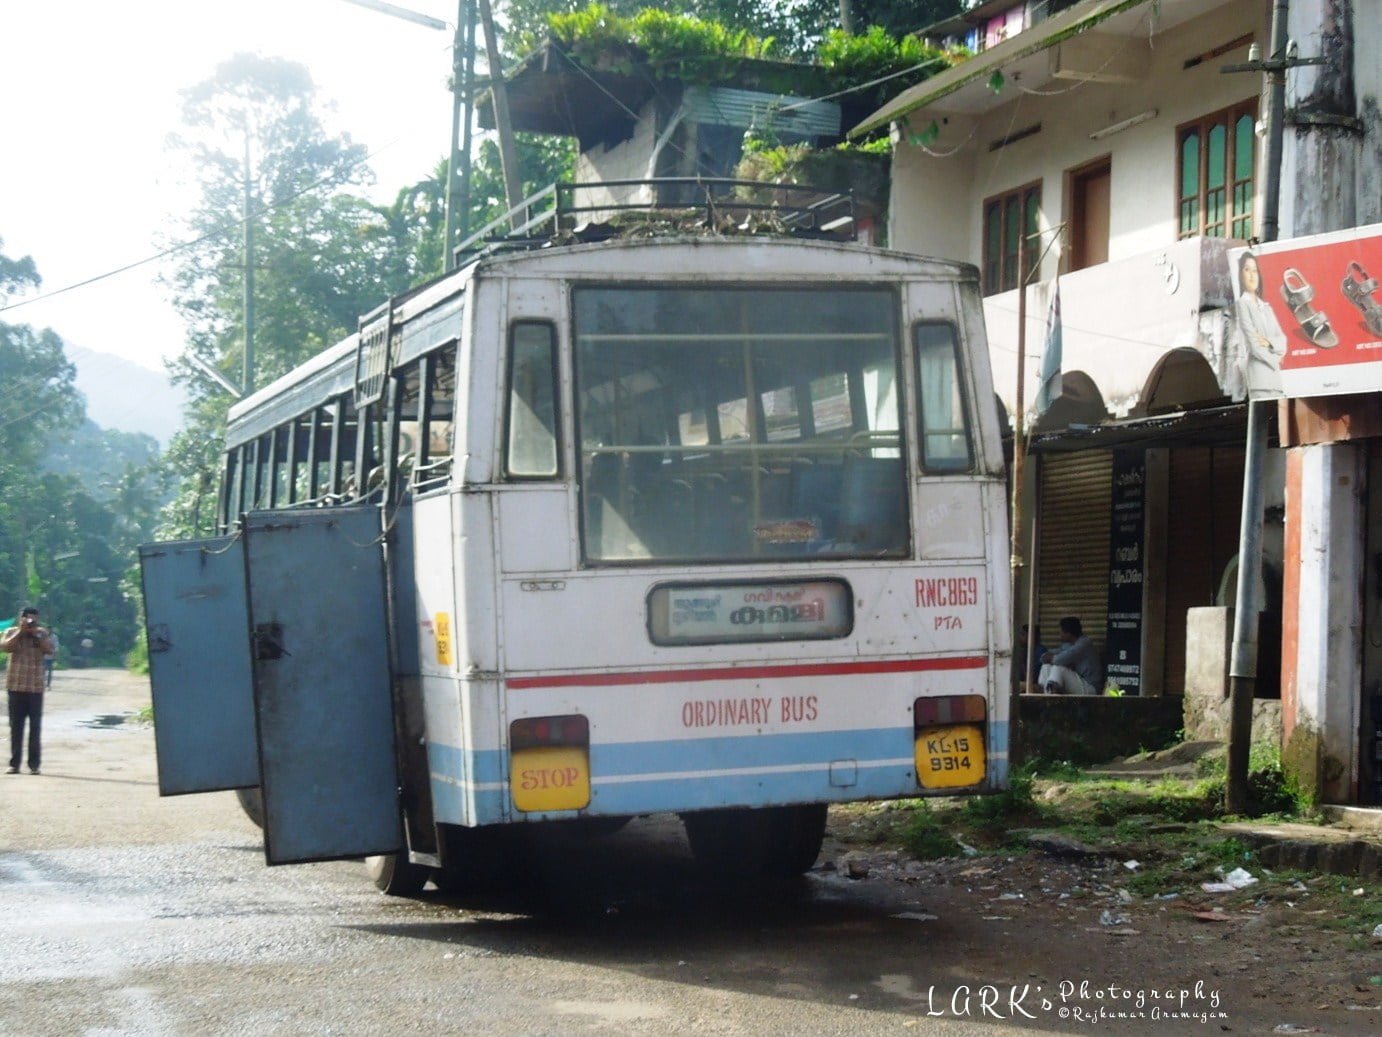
896,801 -> 962,860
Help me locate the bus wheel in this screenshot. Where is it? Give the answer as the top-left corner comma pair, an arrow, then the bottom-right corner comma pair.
235,788 -> 264,830
682,805 -> 827,877
773,803 -> 828,875
365,853 -> 430,896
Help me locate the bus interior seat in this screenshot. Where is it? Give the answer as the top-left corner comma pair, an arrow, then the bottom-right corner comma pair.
790,460 -> 844,542
837,455 -> 906,550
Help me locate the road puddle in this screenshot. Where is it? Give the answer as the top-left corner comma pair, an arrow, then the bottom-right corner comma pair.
78,713 -> 130,729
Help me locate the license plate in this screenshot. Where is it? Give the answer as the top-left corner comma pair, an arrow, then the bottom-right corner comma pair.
914,724 -> 985,789
510,746 -> 590,812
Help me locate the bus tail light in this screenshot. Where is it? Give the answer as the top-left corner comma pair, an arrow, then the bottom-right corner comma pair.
913,695 -> 986,790
511,713 -> 589,750
509,714 -> 591,812
913,694 -> 986,729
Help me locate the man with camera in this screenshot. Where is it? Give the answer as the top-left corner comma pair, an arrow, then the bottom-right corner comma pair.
3,605 -> 54,774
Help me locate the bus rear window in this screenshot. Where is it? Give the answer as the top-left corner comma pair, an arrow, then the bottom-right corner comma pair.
573,286 -> 907,564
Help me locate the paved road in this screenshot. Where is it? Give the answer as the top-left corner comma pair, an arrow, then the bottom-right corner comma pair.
1,670 -> 1370,1035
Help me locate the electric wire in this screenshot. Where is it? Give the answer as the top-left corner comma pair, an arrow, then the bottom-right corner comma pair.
0,137 -> 403,317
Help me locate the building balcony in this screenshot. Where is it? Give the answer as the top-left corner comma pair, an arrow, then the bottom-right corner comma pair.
985,236 -> 1244,432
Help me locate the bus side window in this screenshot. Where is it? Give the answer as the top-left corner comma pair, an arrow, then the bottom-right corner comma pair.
913,322 -> 973,473
224,448 -> 242,529
394,361 -> 422,493
336,396 -> 359,498
413,344 -> 455,492
505,321 -> 559,479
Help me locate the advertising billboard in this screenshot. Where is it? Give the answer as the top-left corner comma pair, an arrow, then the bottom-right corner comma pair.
1228,222 -> 1382,400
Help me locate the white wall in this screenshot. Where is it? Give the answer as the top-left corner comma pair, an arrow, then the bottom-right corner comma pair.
573,98 -> 665,211
889,2 -> 1265,275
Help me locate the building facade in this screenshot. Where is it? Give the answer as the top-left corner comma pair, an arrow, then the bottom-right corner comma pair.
854,0 -> 1381,804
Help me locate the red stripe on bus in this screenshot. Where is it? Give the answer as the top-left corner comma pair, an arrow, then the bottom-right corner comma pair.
506,656 -> 988,690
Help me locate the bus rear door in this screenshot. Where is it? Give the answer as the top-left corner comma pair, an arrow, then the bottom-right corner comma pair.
241,506 -> 404,864
139,536 -> 258,795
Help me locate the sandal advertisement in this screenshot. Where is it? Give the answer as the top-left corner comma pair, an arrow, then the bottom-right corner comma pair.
1228,222 -> 1382,400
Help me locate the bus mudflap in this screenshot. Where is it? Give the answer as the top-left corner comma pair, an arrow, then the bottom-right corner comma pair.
243,507 -> 405,865
139,536 -> 259,796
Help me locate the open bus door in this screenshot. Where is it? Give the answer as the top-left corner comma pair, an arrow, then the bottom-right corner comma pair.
139,536 -> 259,795
242,507 -> 405,865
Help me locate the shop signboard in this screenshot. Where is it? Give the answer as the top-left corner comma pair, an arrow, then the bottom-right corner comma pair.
1228,222 -> 1382,400
1104,450 -> 1145,696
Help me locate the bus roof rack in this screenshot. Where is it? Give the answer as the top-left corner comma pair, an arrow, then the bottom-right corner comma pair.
453,178 -> 857,266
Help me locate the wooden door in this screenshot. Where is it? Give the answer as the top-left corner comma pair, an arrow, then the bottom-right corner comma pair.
1069,160 -> 1111,272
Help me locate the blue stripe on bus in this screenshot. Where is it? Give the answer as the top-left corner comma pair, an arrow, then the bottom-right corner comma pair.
426,722 -> 1010,825
593,727 -> 914,775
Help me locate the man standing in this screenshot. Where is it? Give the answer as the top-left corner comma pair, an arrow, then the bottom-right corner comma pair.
1037,616 -> 1103,696
3,605 -> 53,774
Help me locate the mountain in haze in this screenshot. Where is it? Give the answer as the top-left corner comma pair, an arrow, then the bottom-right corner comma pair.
66,343 -> 187,446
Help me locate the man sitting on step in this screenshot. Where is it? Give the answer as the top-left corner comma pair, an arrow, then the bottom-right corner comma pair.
1036,616 -> 1103,695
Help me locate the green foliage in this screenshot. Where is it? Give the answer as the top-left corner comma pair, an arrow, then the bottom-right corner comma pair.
962,762 -> 1038,826
515,0 -> 963,59
153,397 -> 228,541
897,800 -> 962,859
0,257 -> 87,622
467,135 -> 579,235
126,625 -> 149,675
541,4 -> 952,104
843,136 -> 892,156
816,26 -> 947,106
0,242 -> 40,301
1194,742 -> 1306,816
547,4 -> 775,82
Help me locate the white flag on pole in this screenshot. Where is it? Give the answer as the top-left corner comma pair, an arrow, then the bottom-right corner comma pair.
1035,281 -> 1062,414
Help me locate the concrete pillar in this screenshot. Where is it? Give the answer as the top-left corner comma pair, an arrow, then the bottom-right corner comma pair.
1282,442 -> 1365,803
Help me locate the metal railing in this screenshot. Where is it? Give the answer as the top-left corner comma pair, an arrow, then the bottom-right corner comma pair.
453,178 -> 857,265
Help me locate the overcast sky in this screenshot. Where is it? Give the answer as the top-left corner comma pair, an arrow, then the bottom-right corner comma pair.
0,0 -> 459,375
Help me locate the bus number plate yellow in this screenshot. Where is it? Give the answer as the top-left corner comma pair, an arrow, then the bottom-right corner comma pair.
915,724 -> 985,789
510,746 -> 591,812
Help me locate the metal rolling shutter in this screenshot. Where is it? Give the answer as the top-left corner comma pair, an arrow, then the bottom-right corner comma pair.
1036,451 -> 1113,664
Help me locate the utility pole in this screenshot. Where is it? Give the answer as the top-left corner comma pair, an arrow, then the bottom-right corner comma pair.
1009,228 -> 1064,712
243,133 -> 256,397
477,0 -> 524,229
838,0 -> 854,35
443,0 -> 476,269
1220,0 -> 1324,813
340,0 -> 471,271
458,0 -> 475,242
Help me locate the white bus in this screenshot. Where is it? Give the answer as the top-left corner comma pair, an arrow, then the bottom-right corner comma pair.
140,189 -> 1011,894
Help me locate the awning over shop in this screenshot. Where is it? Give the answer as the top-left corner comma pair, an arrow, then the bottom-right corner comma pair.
1027,403 -> 1263,454
849,0 -> 1151,137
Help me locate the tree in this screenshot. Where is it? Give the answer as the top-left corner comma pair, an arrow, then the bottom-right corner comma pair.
156,54 -> 434,542
0,241 -> 137,658
0,240 -> 39,302
163,53 -> 403,401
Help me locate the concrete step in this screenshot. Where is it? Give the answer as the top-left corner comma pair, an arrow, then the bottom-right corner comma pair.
1218,821 -> 1382,879
1319,805 -> 1382,834
1085,740 -> 1224,780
